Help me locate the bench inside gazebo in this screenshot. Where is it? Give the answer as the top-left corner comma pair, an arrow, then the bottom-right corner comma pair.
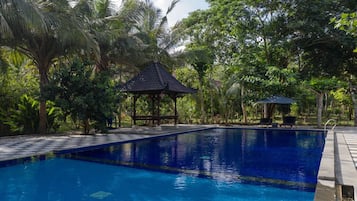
121,62 -> 197,126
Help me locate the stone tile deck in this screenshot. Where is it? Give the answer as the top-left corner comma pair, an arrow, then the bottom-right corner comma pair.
0,125 -> 209,162
0,133 -> 151,161
344,134 -> 357,168
316,127 -> 357,201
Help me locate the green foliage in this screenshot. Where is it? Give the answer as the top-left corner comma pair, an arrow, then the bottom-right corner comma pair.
173,0 -> 357,125
0,49 -> 40,135
0,0 -> 100,134
307,77 -> 340,93
46,59 -> 120,134
332,12 -> 357,52
289,0 -> 357,77
2,95 -> 61,134
333,12 -> 357,37
2,0 -> 357,129
4,95 -> 39,134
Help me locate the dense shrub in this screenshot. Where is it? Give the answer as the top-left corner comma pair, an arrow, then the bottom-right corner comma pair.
46,59 -> 120,134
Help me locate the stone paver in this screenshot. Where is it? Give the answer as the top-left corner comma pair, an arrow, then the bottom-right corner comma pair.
333,127 -> 357,200
0,125 -> 210,162
0,133 -> 151,162
344,134 -> 357,168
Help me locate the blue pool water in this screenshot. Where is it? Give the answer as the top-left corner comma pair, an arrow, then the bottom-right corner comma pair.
0,128 -> 325,201
0,158 -> 315,201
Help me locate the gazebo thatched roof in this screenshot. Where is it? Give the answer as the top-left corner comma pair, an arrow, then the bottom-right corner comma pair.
121,62 -> 196,125
121,62 -> 197,95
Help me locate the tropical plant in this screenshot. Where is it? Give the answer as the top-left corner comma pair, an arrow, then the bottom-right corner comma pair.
0,49 -> 39,135
0,0 -> 99,134
3,94 -> 60,134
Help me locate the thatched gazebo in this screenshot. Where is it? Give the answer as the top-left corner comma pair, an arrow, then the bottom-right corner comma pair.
121,62 -> 197,125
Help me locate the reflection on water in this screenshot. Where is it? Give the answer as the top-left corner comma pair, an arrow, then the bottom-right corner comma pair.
70,128 -> 325,191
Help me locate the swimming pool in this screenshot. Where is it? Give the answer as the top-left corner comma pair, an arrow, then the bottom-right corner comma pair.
0,128 -> 325,201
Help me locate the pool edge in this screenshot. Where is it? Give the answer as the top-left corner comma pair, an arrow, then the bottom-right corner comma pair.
314,130 -> 336,201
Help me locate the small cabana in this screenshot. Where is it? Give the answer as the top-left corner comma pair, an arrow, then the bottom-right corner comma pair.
256,95 -> 295,126
256,95 -> 295,117
121,62 -> 197,125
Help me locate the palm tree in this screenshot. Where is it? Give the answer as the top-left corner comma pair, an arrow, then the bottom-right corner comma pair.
182,46 -> 213,123
0,0 -> 99,134
73,0 -> 148,71
73,0 -> 181,72
132,0 -> 181,66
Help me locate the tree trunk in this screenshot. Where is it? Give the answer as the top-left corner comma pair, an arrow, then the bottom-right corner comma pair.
317,93 -> 324,128
83,118 -> 90,134
350,84 -> 357,126
198,77 -> 206,124
210,88 -> 214,123
39,68 -> 49,135
241,85 -> 247,124
200,89 -> 205,123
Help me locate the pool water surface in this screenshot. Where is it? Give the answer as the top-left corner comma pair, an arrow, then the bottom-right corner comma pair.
0,158 -> 315,201
0,128 -> 325,201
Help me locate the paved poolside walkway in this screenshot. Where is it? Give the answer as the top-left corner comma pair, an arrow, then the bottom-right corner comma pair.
0,125 -> 209,162
316,127 -> 357,201
335,127 -> 357,200
344,133 -> 357,168
334,127 -> 357,169
0,133 -> 152,161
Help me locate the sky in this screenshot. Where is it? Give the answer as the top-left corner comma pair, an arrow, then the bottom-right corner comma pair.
112,0 -> 209,27
152,0 -> 209,27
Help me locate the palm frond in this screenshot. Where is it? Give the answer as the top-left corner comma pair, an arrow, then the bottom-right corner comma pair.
0,13 -> 13,39
94,0 -> 111,18
73,0 -> 94,20
0,51 -> 9,73
0,0 -> 48,41
165,0 -> 180,16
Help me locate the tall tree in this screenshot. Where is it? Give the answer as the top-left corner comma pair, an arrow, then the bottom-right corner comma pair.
288,0 -> 357,126
178,0 -> 296,123
183,46 -> 213,123
73,0 -> 147,70
306,78 -> 339,127
133,0 -> 181,66
333,12 -> 357,125
0,0 -> 98,134
288,0 -> 357,77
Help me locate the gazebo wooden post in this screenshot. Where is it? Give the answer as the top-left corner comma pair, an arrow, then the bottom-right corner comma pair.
174,95 -> 177,125
133,95 -> 138,125
150,95 -> 155,125
157,94 -> 161,125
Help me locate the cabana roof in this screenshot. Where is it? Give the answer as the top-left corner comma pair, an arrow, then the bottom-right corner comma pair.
256,95 -> 294,104
121,62 -> 197,95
